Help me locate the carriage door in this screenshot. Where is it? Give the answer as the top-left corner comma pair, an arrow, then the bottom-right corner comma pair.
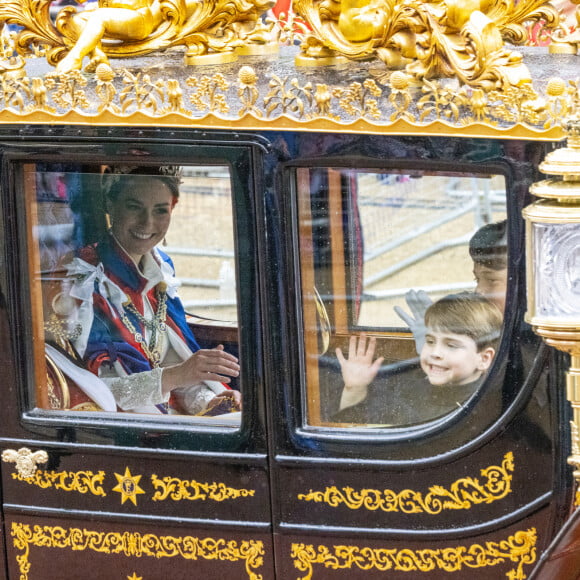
268,147 -> 567,579
0,138 -> 273,580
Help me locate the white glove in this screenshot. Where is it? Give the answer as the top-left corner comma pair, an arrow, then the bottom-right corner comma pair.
394,289 -> 432,354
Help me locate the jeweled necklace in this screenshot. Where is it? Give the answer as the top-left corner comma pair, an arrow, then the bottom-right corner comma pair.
119,289 -> 168,367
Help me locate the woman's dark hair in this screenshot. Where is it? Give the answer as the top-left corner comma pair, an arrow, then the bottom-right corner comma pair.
104,165 -> 182,201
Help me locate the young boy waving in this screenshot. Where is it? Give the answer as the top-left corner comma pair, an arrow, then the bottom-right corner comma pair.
335,293 -> 502,425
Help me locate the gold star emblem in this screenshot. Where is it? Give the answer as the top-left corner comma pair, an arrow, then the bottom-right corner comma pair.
112,467 -> 145,506
127,574 -> 142,580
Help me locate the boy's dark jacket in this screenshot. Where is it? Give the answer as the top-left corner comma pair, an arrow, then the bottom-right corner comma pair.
333,366 -> 483,426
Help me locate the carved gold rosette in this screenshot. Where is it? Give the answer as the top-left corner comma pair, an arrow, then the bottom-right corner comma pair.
10,522 -> 265,580
291,528 -> 537,580
297,452 -> 514,514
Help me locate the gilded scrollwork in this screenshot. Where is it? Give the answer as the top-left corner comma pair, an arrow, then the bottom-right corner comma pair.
387,71 -> 415,123
1,75 -> 31,112
291,528 -> 537,580
332,79 -> 382,120
297,452 -> 514,514
544,77 -> 569,129
293,0 -> 558,90
0,60 -> 571,137
486,83 -> 546,125
48,70 -> 90,110
417,79 -> 470,123
187,73 -> 230,114
11,522 -> 265,580
119,70 -> 165,114
151,474 -> 255,502
264,75 -> 313,118
238,65 -> 262,117
95,63 -> 120,113
11,469 -> 107,497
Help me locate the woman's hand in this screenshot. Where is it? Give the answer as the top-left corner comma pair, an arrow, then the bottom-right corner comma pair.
336,334 -> 383,410
163,344 -> 240,394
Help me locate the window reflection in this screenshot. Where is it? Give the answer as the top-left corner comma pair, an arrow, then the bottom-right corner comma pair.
298,168 -> 507,428
27,164 -> 241,425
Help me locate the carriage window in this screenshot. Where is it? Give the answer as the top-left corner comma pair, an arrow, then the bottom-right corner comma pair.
297,167 -> 507,428
25,163 -> 241,426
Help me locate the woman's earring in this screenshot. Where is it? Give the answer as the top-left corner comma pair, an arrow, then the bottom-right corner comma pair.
163,237 -> 167,246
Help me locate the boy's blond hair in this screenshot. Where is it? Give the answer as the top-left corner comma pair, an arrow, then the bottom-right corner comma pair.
424,292 -> 502,351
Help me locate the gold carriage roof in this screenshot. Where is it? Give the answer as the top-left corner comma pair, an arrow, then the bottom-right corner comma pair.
0,0 -> 577,140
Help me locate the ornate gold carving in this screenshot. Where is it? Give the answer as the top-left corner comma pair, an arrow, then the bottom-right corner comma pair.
11,469 -> 107,497
0,26 -> 26,80
0,62 -> 569,138
264,75 -> 313,119
0,0 -> 570,136
291,528 -> 537,580
548,13 -> 580,56
238,65 -> 262,117
333,79 -> 382,120
1,0 -> 276,71
11,522 -> 265,580
119,70 -> 164,114
8,465 -> 255,503
187,73 -> 230,114
112,467 -> 146,506
128,574 -> 142,580
2,448 -> 48,478
293,0 -> 558,90
417,79 -> 470,123
298,452 -> 513,514
151,474 -> 255,502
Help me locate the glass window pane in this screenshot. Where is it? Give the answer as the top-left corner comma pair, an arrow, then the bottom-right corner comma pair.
298,168 -> 507,429
26,163 -> 241,427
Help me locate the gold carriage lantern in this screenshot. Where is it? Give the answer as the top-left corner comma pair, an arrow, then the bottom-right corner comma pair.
526,120 -> 580,331
524,118 -> 580,496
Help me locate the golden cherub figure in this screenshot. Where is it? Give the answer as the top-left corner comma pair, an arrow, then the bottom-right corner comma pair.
337,0 -> 390,43
56,0 -> 167,72
294,0 -> 558,90
0,0 -> 276,71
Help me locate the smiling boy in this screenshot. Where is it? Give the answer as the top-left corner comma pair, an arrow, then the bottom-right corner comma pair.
421,293 -> 499,388
335,292 -> 502,425
395,220 -> 507,353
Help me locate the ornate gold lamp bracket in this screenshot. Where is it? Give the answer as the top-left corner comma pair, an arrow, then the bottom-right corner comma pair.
524,118 -> 580,505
